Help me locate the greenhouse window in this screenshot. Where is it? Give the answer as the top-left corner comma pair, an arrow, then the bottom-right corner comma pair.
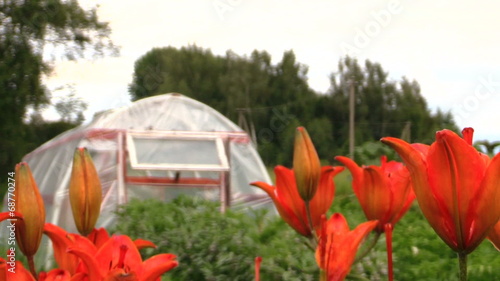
126,131 -> 230,172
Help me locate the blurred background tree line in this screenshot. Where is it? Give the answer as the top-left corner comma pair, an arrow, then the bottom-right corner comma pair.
0,0 -> 459,190
129,45 -> 458,166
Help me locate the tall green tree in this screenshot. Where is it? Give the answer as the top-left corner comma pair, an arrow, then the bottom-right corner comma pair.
326,56 -> 458,157
0,0 -> 116,180
129,47 -> 317,166
129,48 -> 457,166
129,45 -> 225,105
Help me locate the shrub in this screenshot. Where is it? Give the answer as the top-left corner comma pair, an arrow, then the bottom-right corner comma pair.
113,196 -> 317,281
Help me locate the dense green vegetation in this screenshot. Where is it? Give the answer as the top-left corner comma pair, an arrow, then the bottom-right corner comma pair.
0,0 -> 116,199
113,171 -> 500,280
129,46 -> 458,166
114,196 -> 318,281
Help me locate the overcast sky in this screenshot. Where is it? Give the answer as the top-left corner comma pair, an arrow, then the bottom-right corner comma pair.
43,0 -> 500,143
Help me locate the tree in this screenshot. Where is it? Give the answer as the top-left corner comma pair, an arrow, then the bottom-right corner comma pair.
326,56 -> 458,157
54,85 -> 88,124
128,45 -> 224,104
0,0 -> 116,181
130,48 -> 457,167
129,47 -> 317,166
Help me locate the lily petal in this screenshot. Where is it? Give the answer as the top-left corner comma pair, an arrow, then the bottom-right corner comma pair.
316,213 -> 378,281
67,247 -> 104,281
427,130 -> 486,250
96,236 -> 143,274
309,166 -> 343,229
2,259 -> 36,281
381,137 -> 448,244
251,167 -> 310,237
140,254 -> 178,281
87,227 -> 110,249
41,269 -> 71,281
274,166 -> 305,222
44,223 -> 98,274
134,239 -> 157,251
488,220 -> 500,251
468,152 -> 500,252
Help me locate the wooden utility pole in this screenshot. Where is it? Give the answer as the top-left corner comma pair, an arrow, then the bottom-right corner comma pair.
349,78 -> 355,160
401,121 -> 412,142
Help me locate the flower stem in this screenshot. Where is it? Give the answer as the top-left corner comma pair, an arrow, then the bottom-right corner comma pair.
255,257 -> 262,281
303,239 -> 316,252
319,270 -> 327,281
304,200 -> 317,243
458,252 -> 468,281
354,231 -> 381,263
385,223 -> 394,281
28,255 -> 37,280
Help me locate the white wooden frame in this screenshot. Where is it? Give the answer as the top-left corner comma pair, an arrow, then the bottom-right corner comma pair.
126,131 -> 229,172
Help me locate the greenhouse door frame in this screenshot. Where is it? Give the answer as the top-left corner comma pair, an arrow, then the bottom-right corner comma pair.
117,130 -> 247,213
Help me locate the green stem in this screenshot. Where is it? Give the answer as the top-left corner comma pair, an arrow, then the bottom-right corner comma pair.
304,200 -> 317,244
28,255 -> 37,280
255,257 -> 261,281
354,231 -> 381,263
303,239 -> 316,252
385,224 -> 394,281
319,269 -> 327,281
458,252 -> 467,281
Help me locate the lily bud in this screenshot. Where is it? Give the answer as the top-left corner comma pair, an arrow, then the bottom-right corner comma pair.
69,147 -> 102,236
293,127 -> 321,202
14,162 -> 45,257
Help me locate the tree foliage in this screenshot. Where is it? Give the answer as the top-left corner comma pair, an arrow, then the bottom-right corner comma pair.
0,0 -> 116,178
326,57 -> 459,155
54,85 -> 88,124
129,47 -> 458,166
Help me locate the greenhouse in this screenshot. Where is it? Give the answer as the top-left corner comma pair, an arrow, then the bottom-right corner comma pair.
13,93 -> 272,234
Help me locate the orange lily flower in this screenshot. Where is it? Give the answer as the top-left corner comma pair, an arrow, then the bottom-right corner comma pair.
335,155 -> 414,281
294,127 -> 322,202
88,227 -> 155,251
69,147 -> 103,236
43,223 -> 98,275
68,235 -> 178,281
0,254 -> 36,281
335,155 -> 415,233
44,223 -> 162,276
14,163 -> 45,257
14,162 -> 45,277
87,227 -> 111,249
251,165 -> 343,237
38,269 -> 71,281
381,128 -> 500,254
316,213 -> 378,281
488,220 -> 500,251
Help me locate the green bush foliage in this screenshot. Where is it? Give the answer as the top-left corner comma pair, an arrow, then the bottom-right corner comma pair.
113,171 -> 500,280
112,196 -> 318,281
